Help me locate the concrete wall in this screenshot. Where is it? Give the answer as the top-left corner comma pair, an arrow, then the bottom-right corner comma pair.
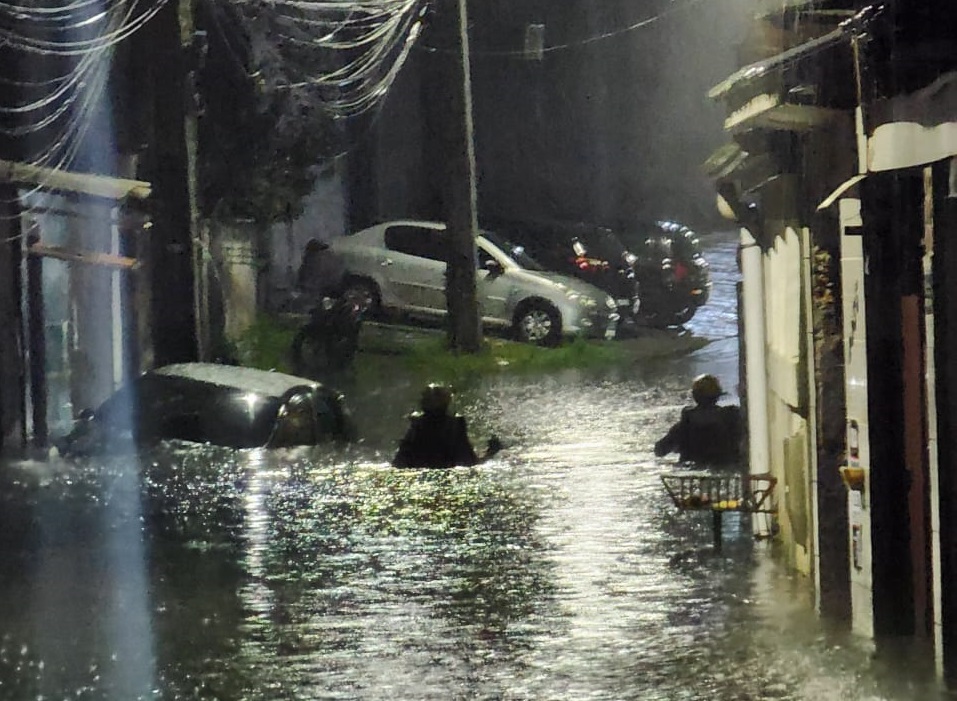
266,162 -> 348,300
758,224 -> 815,576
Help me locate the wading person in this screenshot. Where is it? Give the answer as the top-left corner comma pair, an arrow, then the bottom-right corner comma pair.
393,383 -> 502,469
654,374 -> 742,466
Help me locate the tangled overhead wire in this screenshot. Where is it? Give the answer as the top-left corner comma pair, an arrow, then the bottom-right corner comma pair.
0,0 -> 170,203
226,0 -> 429,119
0,0 -> 428,180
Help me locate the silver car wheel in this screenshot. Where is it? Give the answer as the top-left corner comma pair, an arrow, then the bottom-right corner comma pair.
517,304 -> 560,345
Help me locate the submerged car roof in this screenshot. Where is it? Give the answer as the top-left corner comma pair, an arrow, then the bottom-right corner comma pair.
152,363 -> 319,398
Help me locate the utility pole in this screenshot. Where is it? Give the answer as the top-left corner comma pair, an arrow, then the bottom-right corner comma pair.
437,0 -> 482,353
180,0 -> 209,361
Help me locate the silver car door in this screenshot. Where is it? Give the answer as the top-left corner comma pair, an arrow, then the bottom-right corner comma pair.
415,229 -> 448,313
476,241 -> 511,324
383,225 -> 440,310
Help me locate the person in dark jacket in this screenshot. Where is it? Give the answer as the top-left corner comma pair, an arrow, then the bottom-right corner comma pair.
296,238 -> 346,301
654,374 -> 742,465
393,384 -> 502,469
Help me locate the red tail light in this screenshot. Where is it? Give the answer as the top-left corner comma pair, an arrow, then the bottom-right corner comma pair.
575,256 -> 609,272
673,260 -> 689,282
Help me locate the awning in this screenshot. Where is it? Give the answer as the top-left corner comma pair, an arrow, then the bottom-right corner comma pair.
867,72 -> 957,172
704,143 -> 783,194
0,159 -> 151,200
754,0 -> 858,19
27,243 -> 139,270
817,174 -> 866,210
709,27 -> 845,100
724,92 -> 843,132
703,142 -> 749,180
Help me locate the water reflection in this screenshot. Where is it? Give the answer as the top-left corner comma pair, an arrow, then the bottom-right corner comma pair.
0,454 -> 156,699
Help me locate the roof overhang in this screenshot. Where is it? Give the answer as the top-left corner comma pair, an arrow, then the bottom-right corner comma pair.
754,0 -> 858,20
704,142 -> 784,195
710,27 -> 845,101
817,173 -> 866,210
725,92 -> 843,132
0,159 -> 151,200
867,72 -> 957,172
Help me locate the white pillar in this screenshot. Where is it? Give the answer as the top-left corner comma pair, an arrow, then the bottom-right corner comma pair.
740,227 -> 770,477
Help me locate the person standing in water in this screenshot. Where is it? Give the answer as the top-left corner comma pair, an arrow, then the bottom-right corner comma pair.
654,374 -> 742,466
393,383 -> 502,469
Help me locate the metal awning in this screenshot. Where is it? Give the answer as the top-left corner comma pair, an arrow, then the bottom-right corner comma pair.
724,92 -> 843,132
709,27 -> 845,100
704,143 -> 782,194
867,72 -> 957,172
703,142 -> 749,181
0,159 -> 151,200
817,174 -> 866,210
754,0 -> 858,19
27,243 -> 139,270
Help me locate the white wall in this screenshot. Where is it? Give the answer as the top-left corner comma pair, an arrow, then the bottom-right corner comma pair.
839,197 -> 875,639
267,161 -> 348,296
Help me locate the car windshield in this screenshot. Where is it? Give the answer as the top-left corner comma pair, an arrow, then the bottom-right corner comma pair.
200,389 -> 283,448
93,375 -> 283,449
480,231 -> 546,271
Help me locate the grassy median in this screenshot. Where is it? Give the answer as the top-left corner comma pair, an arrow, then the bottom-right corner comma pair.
230,313 -> 707,382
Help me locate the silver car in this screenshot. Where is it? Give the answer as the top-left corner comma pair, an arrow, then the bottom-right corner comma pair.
329,220 -> 619,345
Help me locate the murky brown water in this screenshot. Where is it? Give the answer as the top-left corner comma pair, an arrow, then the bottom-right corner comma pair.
0,231 -> 950,700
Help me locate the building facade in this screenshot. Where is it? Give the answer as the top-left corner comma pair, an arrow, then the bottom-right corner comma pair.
709,0 -> 957,679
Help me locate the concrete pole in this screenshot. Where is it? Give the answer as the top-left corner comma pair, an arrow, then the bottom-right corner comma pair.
441,0 -> 482,353
179,0 -> 208,361
740,228 -> 770,478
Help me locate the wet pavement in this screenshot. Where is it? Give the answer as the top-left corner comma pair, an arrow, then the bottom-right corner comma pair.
0,230 -> 952,700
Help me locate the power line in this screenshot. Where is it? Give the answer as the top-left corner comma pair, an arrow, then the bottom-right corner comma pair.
420,0 -> 711,57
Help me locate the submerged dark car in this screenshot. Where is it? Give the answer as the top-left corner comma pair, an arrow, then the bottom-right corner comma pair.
57,363 -> 356,456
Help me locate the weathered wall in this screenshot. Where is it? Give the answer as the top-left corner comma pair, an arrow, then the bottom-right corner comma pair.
266,164 -> 348,299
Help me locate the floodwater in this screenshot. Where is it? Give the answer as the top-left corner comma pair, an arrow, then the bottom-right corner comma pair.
0,231 -> 950,700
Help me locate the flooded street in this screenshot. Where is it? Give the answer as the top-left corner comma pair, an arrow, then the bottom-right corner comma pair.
0,231 -> 949,700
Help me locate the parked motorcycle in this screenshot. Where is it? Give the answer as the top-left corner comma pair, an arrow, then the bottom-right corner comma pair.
291,296 -> 363,376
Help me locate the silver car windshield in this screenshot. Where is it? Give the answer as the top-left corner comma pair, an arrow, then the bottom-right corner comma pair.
481,231 -> 546,272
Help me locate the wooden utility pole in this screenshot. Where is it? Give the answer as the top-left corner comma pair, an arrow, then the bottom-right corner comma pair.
438,0 -> 482,353
180,0 -> 209,361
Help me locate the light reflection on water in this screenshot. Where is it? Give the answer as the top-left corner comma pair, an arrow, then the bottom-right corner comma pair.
0,230 -> 950,700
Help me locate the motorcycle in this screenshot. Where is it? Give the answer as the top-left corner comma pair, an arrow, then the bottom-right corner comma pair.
291,295 -> 363,376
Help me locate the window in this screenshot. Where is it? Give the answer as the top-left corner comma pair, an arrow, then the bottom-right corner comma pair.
384,225 -> 444,261
270,393 -> 318,447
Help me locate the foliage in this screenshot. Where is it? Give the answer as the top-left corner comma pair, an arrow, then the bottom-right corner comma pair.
194,0 -> 346,226
230,315 -> 299,373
